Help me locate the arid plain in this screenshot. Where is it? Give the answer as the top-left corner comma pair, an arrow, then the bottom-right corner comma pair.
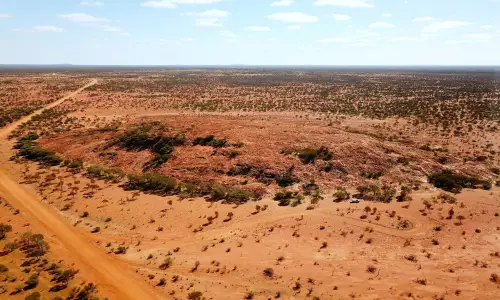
0,68 -> 499,300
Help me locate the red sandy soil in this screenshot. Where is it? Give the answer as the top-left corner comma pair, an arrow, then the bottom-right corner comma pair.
2,73 -> 500,299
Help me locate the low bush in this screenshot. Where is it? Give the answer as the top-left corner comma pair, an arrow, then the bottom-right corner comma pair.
210,184 -> 253,203
86,165 -> 125,183
0,264 -> 8,273
24,274 -> 39,290
125,173 -> 178,195
356,183 -> 396,203
333,187 -> 350,202
159,257 -> 173,270
263,268 -> 274,278
282,146 -> 333,164
24,291 -> 41,300
193,135 -> 227,148
275,168 -> 299,187
0,223 -> 12,240
66,159 -> 84,171
188,291 -> 203,300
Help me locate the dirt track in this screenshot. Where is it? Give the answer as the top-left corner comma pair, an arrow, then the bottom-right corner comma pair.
0,79 -> 161,300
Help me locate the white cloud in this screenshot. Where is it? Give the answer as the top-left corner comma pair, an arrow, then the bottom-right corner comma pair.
392,36 -> 419,41
288,25 -> 301,30
332,14 -> 350,21
198,9 -> 229,17
422,21 -> 471,33
463,33 -> 492,40
444,40 -> 464,45
0,13 -> 12,19
181,37 -> 194,41
142,0 -> 176,8
246,26 -> 270,31
317,37 -> 349,43
271,0 -> 294,6
267,12 -> 318,23
60,14 -> 128,35
413,16 -> 435,22
196,18 -> 222,27
120,32 -> 130,36
32,26 -> 64,33
141,0 -> 222,8
368,21 -> 394,28
59,13 -> 107,22
183,9 -> 229,27
314,0 -> 374,8
382,13 -> 392,17
80,1 -> 104,6
356,29 -> 380,37
13,26 -> 64,33
480,25 -> 493,30
220,30 -> 237,37
92,24 -> 119,31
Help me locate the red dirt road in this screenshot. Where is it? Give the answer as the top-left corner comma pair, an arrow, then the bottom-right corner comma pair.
0,79 -> 161,300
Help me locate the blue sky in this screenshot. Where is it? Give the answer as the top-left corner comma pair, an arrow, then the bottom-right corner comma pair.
1,0 -> 499,65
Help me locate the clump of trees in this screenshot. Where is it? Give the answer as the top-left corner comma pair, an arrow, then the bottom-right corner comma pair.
4,232 -> 50,257
228,164 -> 298,187
333,187 -> 350,202
281,146 -> 333,164
273,190 -> 303,207
210,184 -> 253,203
86,165 -> 125,183
0,107 -> 39,128
122,173 -> 257,203
428,170 -> 491,193
14,132 -> 62,166
125,173 -> 178,194
107,125 -> 186,171
356,183 -> 396,203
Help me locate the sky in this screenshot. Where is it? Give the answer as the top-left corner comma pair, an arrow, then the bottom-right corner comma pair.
0,0 -> 499,65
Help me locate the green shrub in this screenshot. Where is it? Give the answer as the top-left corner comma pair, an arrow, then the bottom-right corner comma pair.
17,142 -> 62,166
193,135 -> 227,148
24,274 -> 39,290
188,291 -> 203,300
24,291 -> 41,300
263,268 -> 274,278
282,146 -> 333,164
51,268 -> 78,284
67,159 -> 83,170
356,183 -> 396,203
273,190 -> 296,201
19,232 -> 49,257
333,187 -> 350,202
143,154 -> 172,171
86,165 -> 125,183
0,264 -> 8,273
210,184 -> 253,203
275,168 -> 298,187
159,257 -> 173,270
125,173 -> 178,194
273,190 -> 302,207
0,223 -> 13,240
108,129 -> 186,169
